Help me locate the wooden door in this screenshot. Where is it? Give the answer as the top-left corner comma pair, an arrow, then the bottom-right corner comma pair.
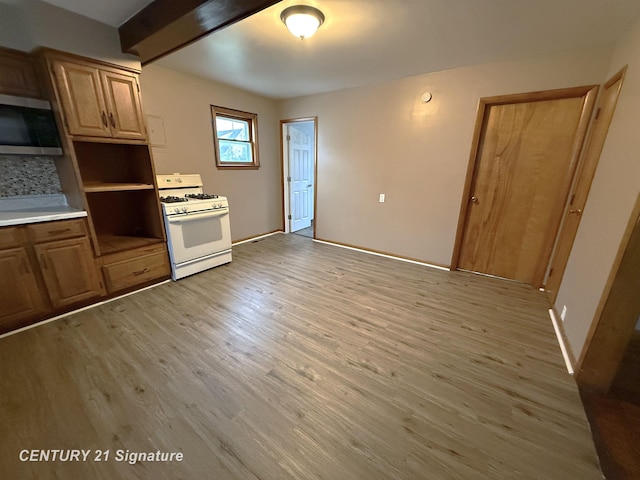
454,87 -> 597,287
0,247 -> 48,329
545,68 -> 627,301
100,70 -> 147,140
288,124 -> 314,232
35,237 -> 102,309
53,60 -> 111,137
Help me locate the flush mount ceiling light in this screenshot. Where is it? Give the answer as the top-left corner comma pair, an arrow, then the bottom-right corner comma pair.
280,5 -> 325,40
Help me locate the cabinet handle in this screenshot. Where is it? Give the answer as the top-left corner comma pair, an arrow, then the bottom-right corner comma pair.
109,112 -> 116,128
40,254 -> 48,270
133,268 -> 148,276
47,228 -> 72,235
101,111 -> 108,127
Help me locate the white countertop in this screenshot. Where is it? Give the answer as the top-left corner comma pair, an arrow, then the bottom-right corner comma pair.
0,195 -> 87,227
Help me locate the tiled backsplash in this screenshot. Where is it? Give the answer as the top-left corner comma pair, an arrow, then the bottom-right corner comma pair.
0,155 -> 63,197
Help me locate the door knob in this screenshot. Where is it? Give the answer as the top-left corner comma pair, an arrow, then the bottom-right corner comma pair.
470,196 -> 479,204
569,208 -> 582,216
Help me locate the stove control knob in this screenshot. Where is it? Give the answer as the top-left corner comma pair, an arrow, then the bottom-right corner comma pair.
182,207 -> 188,213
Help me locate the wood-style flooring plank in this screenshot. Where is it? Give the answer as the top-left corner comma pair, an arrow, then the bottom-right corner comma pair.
0,234 -> 601,479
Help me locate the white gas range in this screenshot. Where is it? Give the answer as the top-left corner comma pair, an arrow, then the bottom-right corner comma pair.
157,173 -> 232,280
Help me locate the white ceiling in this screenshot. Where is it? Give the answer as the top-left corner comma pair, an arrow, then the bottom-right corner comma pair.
40,0 -> 152,27
38,0 -> 640,99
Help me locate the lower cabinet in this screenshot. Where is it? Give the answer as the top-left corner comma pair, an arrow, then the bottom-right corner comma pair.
0,247 -> 48,329
100,243 -> 170,294
0,219 -> 103,334
34,237 -> 103,309
0,218 -> 170,334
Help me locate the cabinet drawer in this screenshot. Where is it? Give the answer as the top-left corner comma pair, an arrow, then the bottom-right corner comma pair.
26,219 -> 87,243
102,251 -> 169,293
0,227 -> 24,249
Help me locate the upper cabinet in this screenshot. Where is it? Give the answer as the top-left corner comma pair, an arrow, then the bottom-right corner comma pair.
0,47 -> 41,98
46,54 -> 147,141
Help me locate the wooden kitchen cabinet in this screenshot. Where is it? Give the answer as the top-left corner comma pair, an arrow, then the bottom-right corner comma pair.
0,46 -> 41,98
73,141 -> 167,256
99,69 -> 147,140
49,56 -> 146,140
29,48 -> 170,310
100,243 -> 170,294
35,237 -> 103,309
0,247 -> 48,330
0,219 -> 104,334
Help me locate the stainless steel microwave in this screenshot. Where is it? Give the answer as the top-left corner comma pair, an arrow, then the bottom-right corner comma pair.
0,93 -> 63,156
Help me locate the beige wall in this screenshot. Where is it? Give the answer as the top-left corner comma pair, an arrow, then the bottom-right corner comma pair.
555,16 -> 640,358
0,0 -> 139,69
0,2 -> 31,51
279,47 -> 613,265
140,65 -> 283,242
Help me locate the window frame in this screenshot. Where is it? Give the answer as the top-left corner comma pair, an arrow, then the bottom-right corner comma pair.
211,105 -> 260,169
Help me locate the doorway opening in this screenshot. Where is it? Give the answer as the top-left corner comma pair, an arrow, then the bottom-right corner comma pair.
281,117 -> 317,238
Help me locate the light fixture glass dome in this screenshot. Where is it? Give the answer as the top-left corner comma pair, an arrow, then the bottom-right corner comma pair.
280,5 -> 325,40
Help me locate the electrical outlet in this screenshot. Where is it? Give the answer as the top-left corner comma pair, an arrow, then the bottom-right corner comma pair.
379,193 -> 385,203
561,305 -> 567,321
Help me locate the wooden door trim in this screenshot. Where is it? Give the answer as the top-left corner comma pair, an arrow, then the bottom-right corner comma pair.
450,99 -> 487,269
451,85 -> 599,287
545,67 -> 627,302
279,117 -> 318,237
577,192 -> 640,391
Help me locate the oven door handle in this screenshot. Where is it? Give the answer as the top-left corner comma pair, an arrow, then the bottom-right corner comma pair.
167,210 -> 228,223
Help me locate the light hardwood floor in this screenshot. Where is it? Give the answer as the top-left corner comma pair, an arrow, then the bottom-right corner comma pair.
0,233 -> 601,479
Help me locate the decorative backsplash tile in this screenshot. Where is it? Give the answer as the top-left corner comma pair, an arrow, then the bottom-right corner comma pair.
0,155 -> 63,197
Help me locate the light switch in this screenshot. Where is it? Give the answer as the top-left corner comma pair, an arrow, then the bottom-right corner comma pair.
379,194 -> 385,203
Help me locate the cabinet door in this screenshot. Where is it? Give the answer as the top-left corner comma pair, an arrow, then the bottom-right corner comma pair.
0,48 -> 41,98
35,237 -> 102,309
100,70 -> 146,140
0,247 -> 48,327
53,60 -> 111,138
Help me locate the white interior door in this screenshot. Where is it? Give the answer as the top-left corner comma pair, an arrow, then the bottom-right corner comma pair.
288,123 -> 314,232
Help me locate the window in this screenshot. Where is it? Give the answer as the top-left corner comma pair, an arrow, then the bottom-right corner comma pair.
211,105 -> 259,168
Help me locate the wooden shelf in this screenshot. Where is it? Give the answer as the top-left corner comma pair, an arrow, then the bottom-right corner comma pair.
84,182 -> 155,193
97,234 -> 164,256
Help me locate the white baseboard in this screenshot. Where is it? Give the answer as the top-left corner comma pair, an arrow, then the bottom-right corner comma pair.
312,238 -> 450,272
549,308 -> 575,375
233,231 -> 283,246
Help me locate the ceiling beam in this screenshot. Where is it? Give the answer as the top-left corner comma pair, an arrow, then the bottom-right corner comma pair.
119,0 -> 282,65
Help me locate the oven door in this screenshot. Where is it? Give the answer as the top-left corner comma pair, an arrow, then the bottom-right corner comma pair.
165,209 -> 231,265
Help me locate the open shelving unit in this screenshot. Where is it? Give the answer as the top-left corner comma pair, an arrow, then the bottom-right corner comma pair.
73,141 -> 165,256
83,183 -> 155,193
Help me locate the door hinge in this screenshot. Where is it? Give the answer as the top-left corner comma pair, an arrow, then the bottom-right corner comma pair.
288,214 -> 292,220
548,268 -> 554,277
136,81 -> 140,93
594,108 -> 601,120
63,116 -> 69,129
569,194 -> 575,206
286,135 -> 291,141
287,176 -> 291,182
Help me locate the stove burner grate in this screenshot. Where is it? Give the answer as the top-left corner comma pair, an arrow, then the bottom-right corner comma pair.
185,193 -> 219,200
160,196 -> 189,203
